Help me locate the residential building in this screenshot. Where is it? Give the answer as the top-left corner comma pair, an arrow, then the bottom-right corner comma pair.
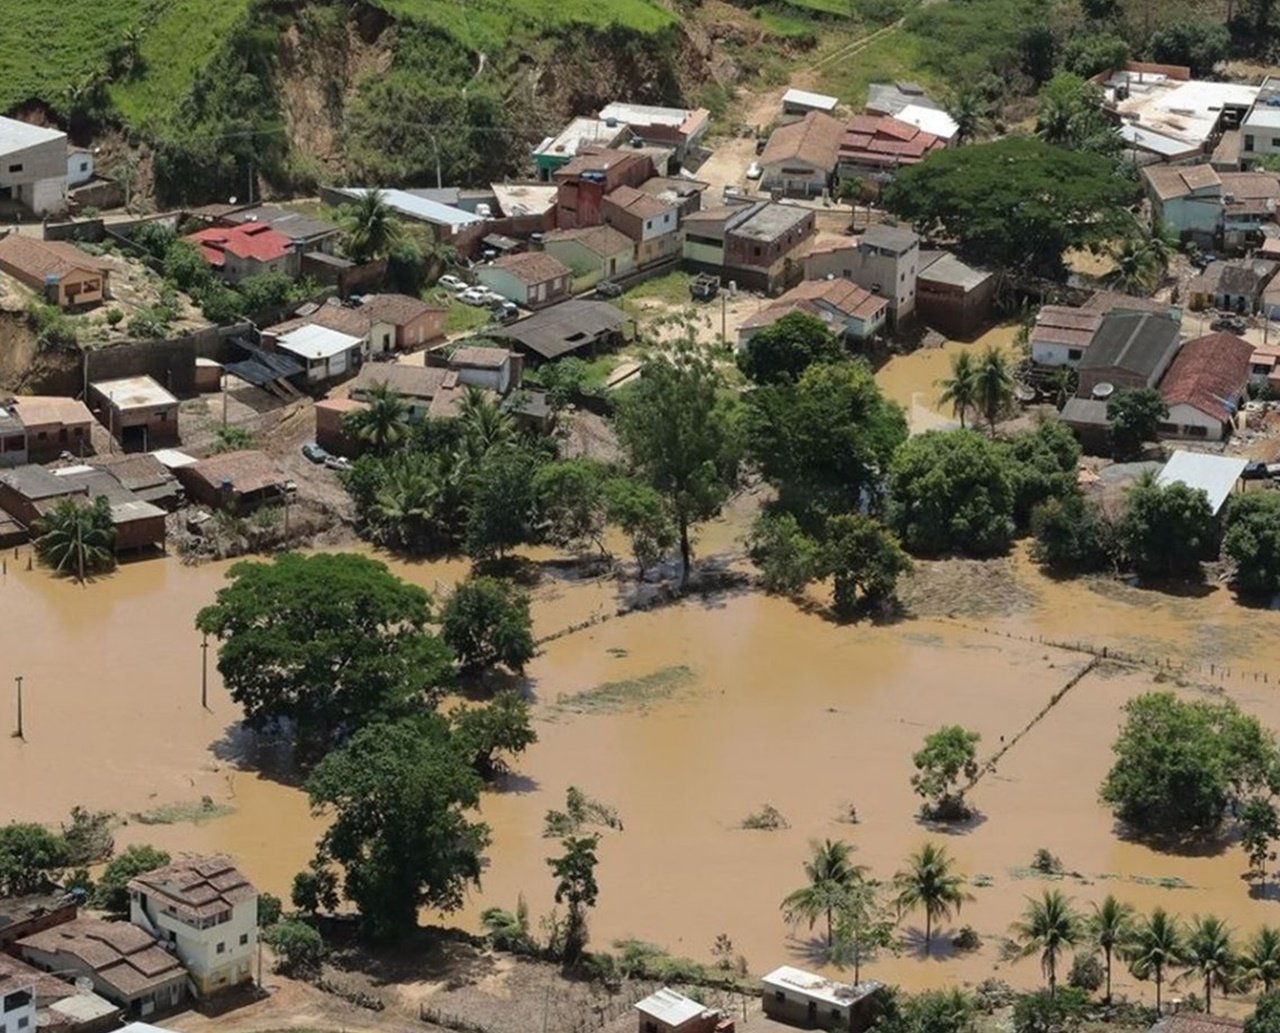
1076,310 -> 1182,398
176,452 -> 289,512
916,251 -> 996,338
542,225 -> 637,288
534,117 -> 632,181
87,453 -> 181,510
838,115 -> 945,181
1141,164 -> 1225,244
489,299 -> 631,364
2,396 -> 93,462
1157,331 -> 1252,441
894,104 -> 960,144
1220,171 -> 1280,249
0,464 -> 167,552
758,111 -> 845,198
90,376 -> 179,449
782,88 -> 840,116
724,203 -> 815,294
1187,258 -> 1279,312
634,987 -> 720,1033
1028,306 -> 1104,367
554,149 -> 654,229
601,184 -> 680,266
442,345 -> 519,394
681,204 -> 741,270
826,224 -> 920,327
596,102 -> 711,163
761,966 -> 881,1032
186,223 -> 299,284
67,147 -> 93,188
0,952 -> 121,1033
359,293 -> 445,352
865,81 -> 942,119
475,251 -> 573,308
0,955 -> 35,1033
1155,451 -> 1249,516
1242,76 -> 1280,161
1249,345 -> 1280,390
270,324 -> 364,385
0,894 -> 78,949
343,364 -> 447,425
737,278 -> 888,349
1060,397 -> 1113,453
635,176 -> 708,219
1080,291 -> 1181,318
0,116 -> 68,215
17,919 -> 186,1019
128,856 -> 258,997
0,235 -> 111,308
0,405 -> 24,469
324,187 -> 484,241
222,205 -> 342,254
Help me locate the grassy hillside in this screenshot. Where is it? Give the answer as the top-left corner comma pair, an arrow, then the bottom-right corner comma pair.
373,0 -> 677,49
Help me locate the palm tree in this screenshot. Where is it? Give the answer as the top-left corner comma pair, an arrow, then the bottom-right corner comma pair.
1035,92 -> 1076,146
1089,895 -> 1135,1005
1240,926 -> 1280,995
781,839 -> 867,951
1183,915 -> 1236,1014
1107,220 -> 1178,296
893,842 -> 973,956
1012,890 -> 1082,996
973,346 -> 1015,434
339,190 -> 405,264
936,350 -> 978,429
344,382 -> 410,455
458,385 -> 516,462
1127,907 -> 1184,1013
948,89 -> 985,144
34,496 -> 116,583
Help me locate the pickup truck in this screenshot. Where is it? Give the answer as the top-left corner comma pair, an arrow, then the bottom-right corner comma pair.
690,273 -> 720,301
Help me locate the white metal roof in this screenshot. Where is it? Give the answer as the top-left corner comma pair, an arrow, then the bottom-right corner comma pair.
336,188 -> 484,229
535,117 -> 627,158
599,101 -> 693,127
1119,124 -> 1197,158
1245,107 -> 1280,130
635,988 -> 707,1026
276,323 -> 364,360
92,375 -> 178,409
0,115 -> 64,154
1155,449 -> 1248,515
762,966 -> 878,1009
783,88 -> 839,112
151,448 -> 198,470
896,103 -> 960,140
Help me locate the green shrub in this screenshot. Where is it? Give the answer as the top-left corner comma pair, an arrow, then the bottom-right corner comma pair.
263,919 -> 324,975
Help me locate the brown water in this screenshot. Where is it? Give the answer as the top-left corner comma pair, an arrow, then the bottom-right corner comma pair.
4,483 -> 1280,1006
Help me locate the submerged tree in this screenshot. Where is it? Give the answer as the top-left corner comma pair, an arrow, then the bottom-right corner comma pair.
1088,895 -> 1135,1005
548,834 -> 600,965
911,726 -> 981,821
34,496 -> 116,582
936,350 -> 978,429
1012,890 -> 1083,997
894,842 -> 972,955
781,839 -> 867,951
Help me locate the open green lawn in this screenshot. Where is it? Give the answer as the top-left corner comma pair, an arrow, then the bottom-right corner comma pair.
813,26 -> 941,108
440,297 -> 494,335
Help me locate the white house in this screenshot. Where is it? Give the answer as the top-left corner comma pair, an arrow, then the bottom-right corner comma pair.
67,147 -> 94,187
0,116 -> 68,216
449,345 -> 515,394
1028,305 -> 1103,367
272,323 -> 364,384
128,856 -> 259,999
0,958 -> 35,1033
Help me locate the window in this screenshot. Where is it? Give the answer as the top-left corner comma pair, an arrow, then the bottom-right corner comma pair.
1246,134 -> 1256,152
79,162 -> 88,172
1188,424 -> 1209,437
753,246 -> 761,258
833,1009 -> 842,1020
37,431 -> 46,440
7,163 -> 21,173
645,1023 -> 658,1033
18,1018 -> 29,1030
216,942 -> 226,954
774,991 -> 786,1002
240,933 -> 249,946
1068,349 -> 1083,361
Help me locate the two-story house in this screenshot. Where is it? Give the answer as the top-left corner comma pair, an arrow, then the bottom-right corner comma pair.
807,225 -> 920,328
128,856 -> 259,998
602,184 -> 680,267
0,958 -> 35,1033
554,149 -> 654,229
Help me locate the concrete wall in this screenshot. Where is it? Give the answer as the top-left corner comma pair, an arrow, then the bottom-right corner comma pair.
1162,403 -> 1229,441
0,135 -> 68,215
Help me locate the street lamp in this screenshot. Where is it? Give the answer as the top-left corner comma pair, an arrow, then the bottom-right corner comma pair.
13,674 -> 23,740
200,634 -> 210,711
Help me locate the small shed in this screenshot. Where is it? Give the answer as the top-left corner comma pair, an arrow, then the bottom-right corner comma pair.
634,987 -> 721,1033
273,324 -> 363,385
1155,450 -> 1248,515
90,375 -> 180,450
177,450 -> 290,513
761,966 -> 881,1033
782,88 -> 840,115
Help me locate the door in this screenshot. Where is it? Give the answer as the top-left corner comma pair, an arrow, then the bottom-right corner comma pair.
808,1000 -> 818,1026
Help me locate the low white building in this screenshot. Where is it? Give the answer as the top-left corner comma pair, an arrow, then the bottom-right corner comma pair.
0,116 -> 67,216
782,88 -> 839,115
273,323 -> 364,384
129,855 -> 259,998
895,103 -> 960,144
762,965 -> 881,1032
1028,305 -> 1103,367
0,958 -> 35,1033
1155,450 -> 1249,515
449,345 -> 516,394
67,147 -> 94,187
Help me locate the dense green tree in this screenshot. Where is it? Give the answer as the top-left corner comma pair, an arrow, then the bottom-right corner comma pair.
449,690 -> 537,781
1007,421 -> 1081,528
1100,692 -> 1277,838
1147,20 -> 1231,77
305,716 -> 489,940
1012,891 -> 1083,996
830,879 -> 897,983
781,839 -> 867,951
162,239 -> 214,293
263,920 -> 325,975
877,988 -> 977,1033
1035,74 -> 1121,155
738,312 -> 846,386
1011,987 -> 1090,1033
291,859 -> 339,915
1184,915 -> 1237,1013
894,842 -> 972,955
1107,388 -> 1168,460
911,726 -> 981,820
94,844 -> 170,913
457,387 -> 517,463
0,823 -> 70,897
1108,220 -> 1178,296
344,382 -> 410,456
937,351 -> 978,429
1250,990 -> 1280,1033
747,360 -> 907,528
1224,492 -> 1280,599
481,895 -> 534,952
1242,932 -> 1280,995
888,431 -> 1016,556
1128,908 -> 1184,1013
747,512 -> 822,595
1089,895 -> 1135,1004
465,446 -> 542,560
548,835 -> 600,964
615,345 -> 741,584
237,272 -> 300,313
60,807 -> 114,867
947,89 -> 987,144
440,576 -> 535,673
602,477 -> 676,579
882,138 -> 1136,276
1061,33 -> 1129,78
1118,474 -> 1218,578
34,496 -> 116,582
257,892 -> 283,928
196,553 -> 453,757
201,285 -> 246,325
535,459 -> 610,557
339,189 -> 405,263
1242,797 -> 1280,888
823,514 -> 912,618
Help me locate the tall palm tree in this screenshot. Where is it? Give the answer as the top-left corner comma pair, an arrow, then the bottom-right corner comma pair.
344,382 -> 410,455
1183,915 -> 1236,1014
948,89 -> 985,144
973,346 -> 1015,434
1089,895 -> 1135,1005
34,496 -> 116,583
339,189 -> 405,263
1012,890 -> 1082,996
781,839 -> 868,950
893,842 -> 973,956
458,386 -> 516,462
1240,926 -> 1280,995
936,350 -> 978,429
1128,907 -> 1184,1013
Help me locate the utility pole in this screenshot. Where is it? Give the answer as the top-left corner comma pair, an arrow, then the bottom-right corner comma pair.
721,290 -> 727,348
200,634 -> 209,711
13,675 -> 23,741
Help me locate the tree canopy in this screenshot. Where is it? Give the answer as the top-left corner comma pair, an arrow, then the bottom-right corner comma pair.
881,137 -> 1137,276
440,576 -> 535,673
738,312 -> 847,386
1107,388 -> 1167,460
0,823 -> 70,897
912,726 -> 982,820
1118,474 -> 1218,578
34,496 -> 116,582
1224,492 -> 1280,599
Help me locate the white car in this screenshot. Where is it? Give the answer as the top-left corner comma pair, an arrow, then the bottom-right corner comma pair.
459,287 -> 491,306
746,161 -> 763,180
478,288 -> 506,305
438,274 -> 467,293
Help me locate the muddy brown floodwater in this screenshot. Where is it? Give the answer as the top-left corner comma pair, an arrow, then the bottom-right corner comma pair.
4,400 -> 1280,1011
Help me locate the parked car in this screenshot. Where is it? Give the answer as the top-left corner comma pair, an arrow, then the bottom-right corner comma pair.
478,288 -> 506,305
459,286 -> 492,306
746,161 -> 763,180
438,274 -> 467,293
490,301 -> 519,324
1243,460 -> 1269,481
324,455 -> 351,471
301,442 -> 329,464
755,137 -> 768,155
596,280 -> 624,298
690,273 -> 720,301
1211,316 -> 1247,334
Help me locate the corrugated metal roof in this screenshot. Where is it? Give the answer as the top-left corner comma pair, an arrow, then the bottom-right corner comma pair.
1156,450 -> 1248,515
635,988 -> 707,1025
335,188 -> 484,229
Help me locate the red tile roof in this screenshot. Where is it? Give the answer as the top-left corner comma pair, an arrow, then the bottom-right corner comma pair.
760,111 -> 846,172
186,223 -> 293,267
1159,331 -> 1253,422
491,250 -> 571,286
0,234 -> 111,283
839,115 -> 944,168
741,277 -> 888,330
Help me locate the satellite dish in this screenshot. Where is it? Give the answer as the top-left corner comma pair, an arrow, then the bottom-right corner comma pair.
1092,382 -> 1115,400
74,977 -> 93,993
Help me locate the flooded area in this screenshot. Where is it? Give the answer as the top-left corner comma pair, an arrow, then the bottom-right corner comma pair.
4,436 -> 1280,1006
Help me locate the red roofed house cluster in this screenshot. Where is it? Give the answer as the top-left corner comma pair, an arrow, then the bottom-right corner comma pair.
838,114 -> 946,179
185,222 -> 299,283
1158,331 -> 1254,441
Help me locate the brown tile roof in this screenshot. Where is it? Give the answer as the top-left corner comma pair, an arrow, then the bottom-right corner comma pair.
761,111 -> 845,172
742,278 -> 887,330
270,302 -> 370,339
0,235 -> 111,284
1189,258 -> 1279,298
1153,1013 -> 1243,1033
604,184 -> 674,219
491,251 -> 571,286
1159,331 -> 1253,421
6,395 -> 92,428
543,224 -> 634,258
359,293 -> 442,325
1081,291 -> 1176,315
1143,163 -> 1221,201
839,114 -> 944,168
0,953 -> 75,1003
349,363 -> 447,401
1219,171 -> 1280,199
18,918 -> 184,1000
554,148 -> 649,180
450,345 -> 510,369
182,453 -> 285,500
1030,305 -> 1103,350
